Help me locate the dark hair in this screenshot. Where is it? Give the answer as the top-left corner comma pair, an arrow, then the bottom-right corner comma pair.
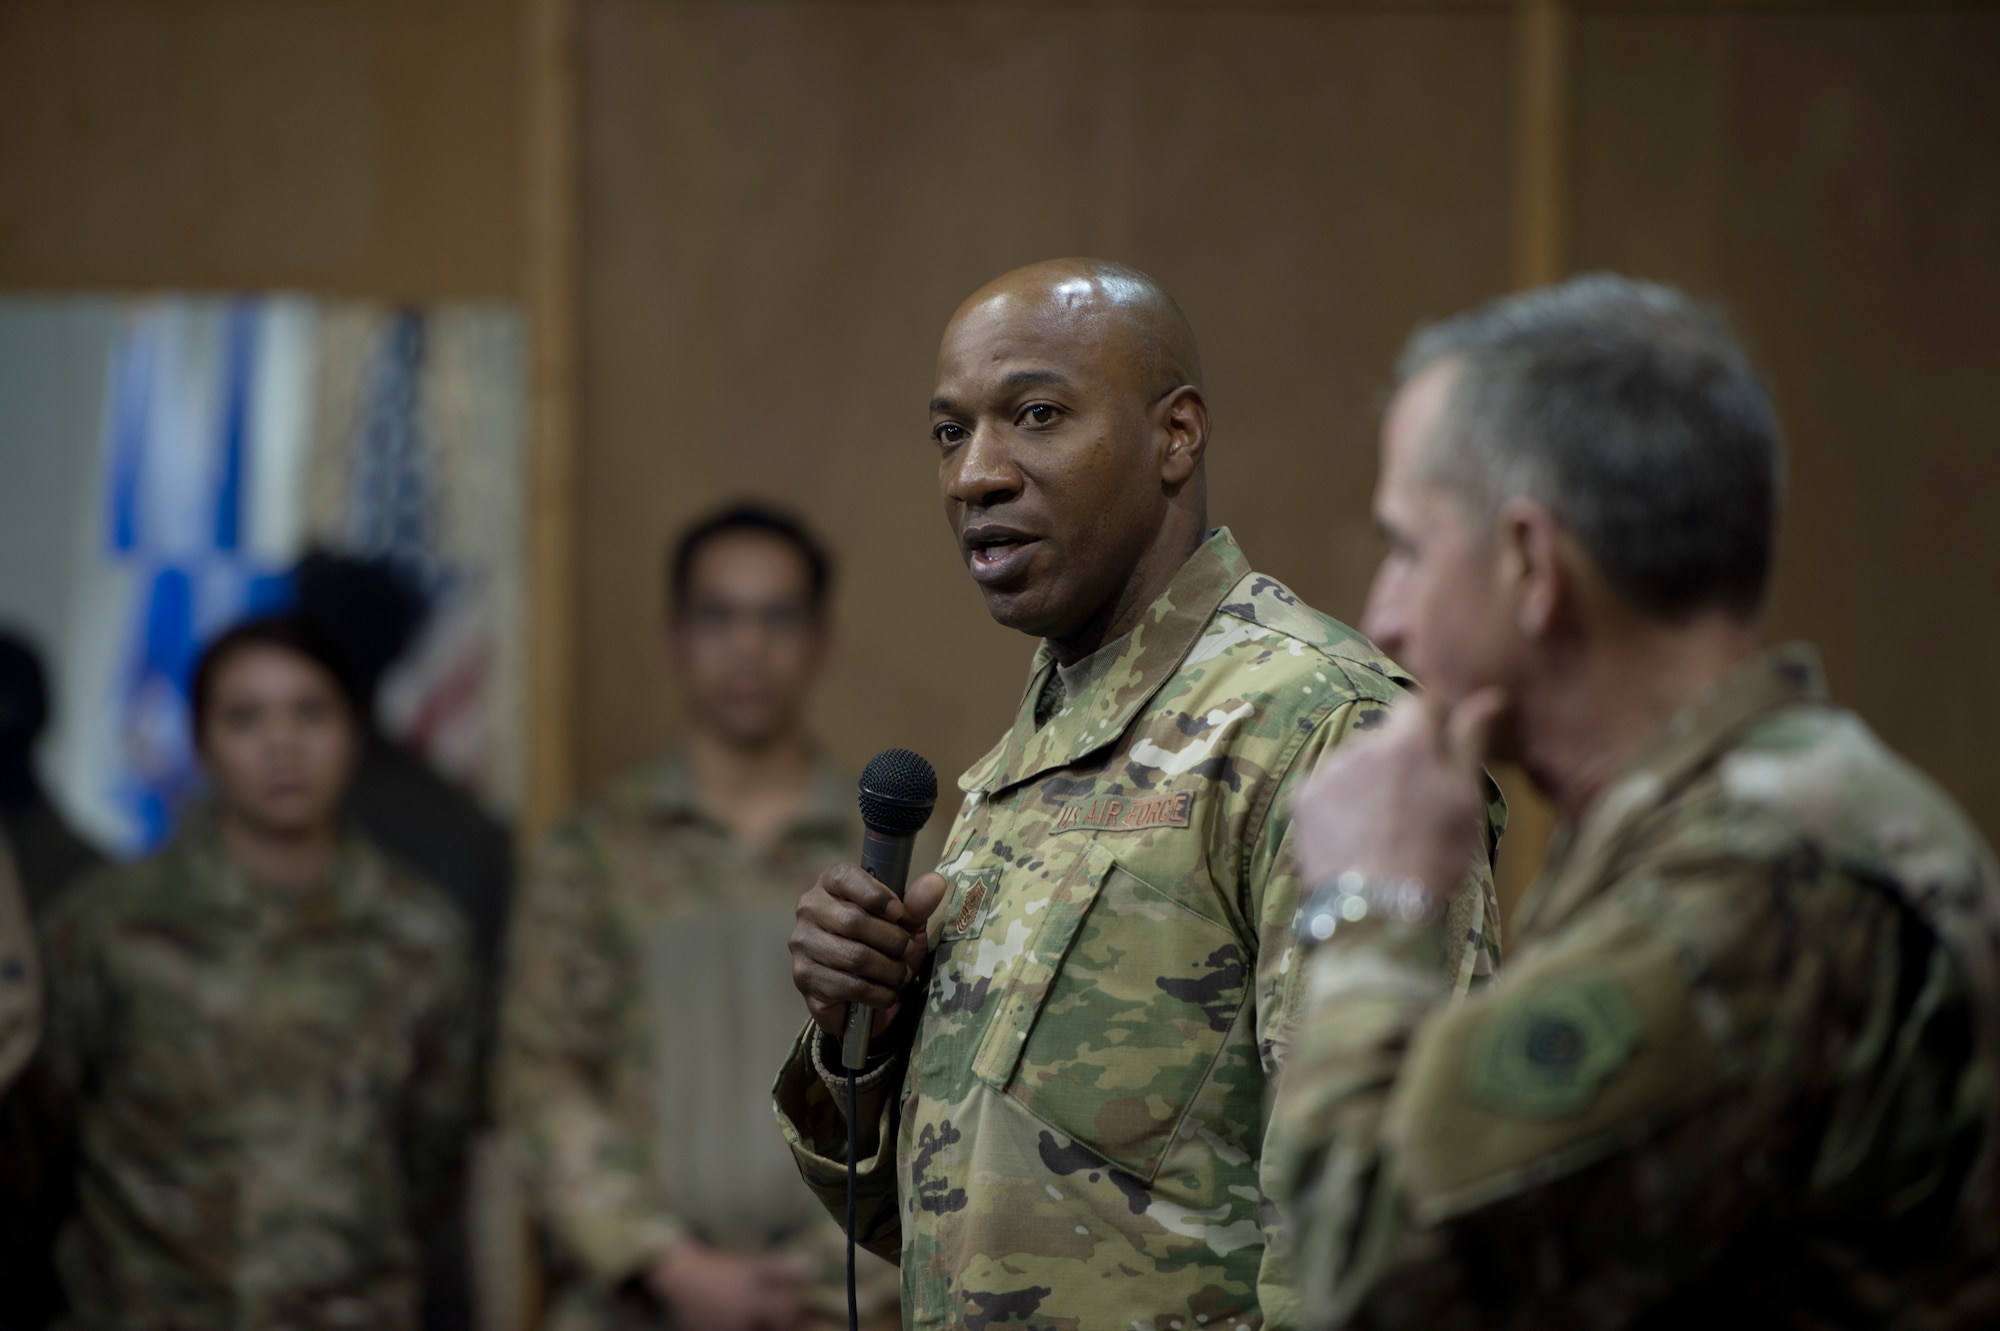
667,502 -> 834,618
0,628 -> 51,753
291,548 -> 428,709
189,615 -> 362,738
1399,273 -> 1784,620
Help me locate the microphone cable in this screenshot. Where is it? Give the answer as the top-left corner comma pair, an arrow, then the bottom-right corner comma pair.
846,1064 -> 860,1331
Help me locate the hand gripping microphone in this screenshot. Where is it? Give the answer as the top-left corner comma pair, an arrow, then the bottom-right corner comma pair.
841,748 -> 938,1071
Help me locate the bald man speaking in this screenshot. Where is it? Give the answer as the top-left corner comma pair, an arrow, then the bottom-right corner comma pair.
777,260 -> 1500,1329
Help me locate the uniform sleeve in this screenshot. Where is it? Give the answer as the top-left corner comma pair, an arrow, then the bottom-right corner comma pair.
496,820 -> 688,1286
35,878 -> 106,1105
772,1022 -> 907,1264
1270,846 -> 1969,1330
1244,693 -> 1503,1330
0,838 -> 40,1093
404,908 -> 480,1227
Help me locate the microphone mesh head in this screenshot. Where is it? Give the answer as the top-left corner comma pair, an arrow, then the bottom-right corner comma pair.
858,748 -> 937,835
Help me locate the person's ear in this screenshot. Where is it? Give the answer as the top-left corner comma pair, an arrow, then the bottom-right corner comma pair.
1157,385 -> 1210,488
1495,496 -> 1566,640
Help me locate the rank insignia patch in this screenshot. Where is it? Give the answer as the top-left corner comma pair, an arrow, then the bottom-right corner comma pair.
942,870 -> 999,941
1465,978 -> 1641,1119
1050,789 -> 1195,834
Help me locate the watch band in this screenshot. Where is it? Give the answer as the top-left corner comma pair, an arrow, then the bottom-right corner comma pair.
1295,869 -> 1442,947
811,1021 -> 902,1097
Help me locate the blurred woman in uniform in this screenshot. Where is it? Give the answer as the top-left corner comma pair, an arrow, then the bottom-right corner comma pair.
41,616 -> 476,1330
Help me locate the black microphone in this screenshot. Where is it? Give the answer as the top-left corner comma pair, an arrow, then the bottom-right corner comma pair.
842,748 -> 938,1071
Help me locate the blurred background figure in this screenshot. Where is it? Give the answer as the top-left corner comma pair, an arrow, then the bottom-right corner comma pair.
0,630 -> 107,917
39,616 -> 477,1331
0,834 -> 36,1095
0,827 -> 57,1331
0,294 -> 525,1331
291,549 -> 516,1331
0,630 -> 103,1331
292,549 -> 514,999
500,505 -> 899,1331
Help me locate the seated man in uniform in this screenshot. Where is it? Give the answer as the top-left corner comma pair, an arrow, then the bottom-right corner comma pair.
40,616 -> 477,1330
780,258 -> 1502,1330
501,504 -> 899,1331
1274,274 -> 2000,1327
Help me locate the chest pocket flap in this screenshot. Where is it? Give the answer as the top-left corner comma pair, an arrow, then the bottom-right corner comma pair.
972,839 -> 1249,1182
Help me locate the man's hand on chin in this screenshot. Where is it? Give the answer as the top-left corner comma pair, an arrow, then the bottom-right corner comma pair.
1291,686 -> 1507,909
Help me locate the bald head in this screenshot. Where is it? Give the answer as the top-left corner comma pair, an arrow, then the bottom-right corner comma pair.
949,258 -> 1203,402
930,258 -> 1213,662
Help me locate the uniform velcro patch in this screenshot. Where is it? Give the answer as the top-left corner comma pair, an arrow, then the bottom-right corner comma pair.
941,870 -> 1000,941
1050,790 -> 1194,834
1465,978 -> 1641,1119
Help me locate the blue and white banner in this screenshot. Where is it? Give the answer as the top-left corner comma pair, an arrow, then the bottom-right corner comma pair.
92,301 -> 302,852
57,297 -> 523,857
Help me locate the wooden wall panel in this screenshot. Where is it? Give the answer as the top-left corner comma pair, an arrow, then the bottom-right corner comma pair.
0,0 -> 522,299
576,0 -> 1516,793
1573,9 -> 2000,841
16,0 -> 1989,860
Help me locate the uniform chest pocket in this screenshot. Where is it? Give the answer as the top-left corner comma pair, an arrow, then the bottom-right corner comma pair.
970,840 -> 1249,1182
117,956 -> 236,1113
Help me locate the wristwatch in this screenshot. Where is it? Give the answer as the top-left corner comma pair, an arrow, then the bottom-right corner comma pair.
1294,869 -> 1442,949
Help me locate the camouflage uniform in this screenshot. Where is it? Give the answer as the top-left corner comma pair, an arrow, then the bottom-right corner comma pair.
774,528 -> 1501,1331
0,830 -> 38,1092
1273,645 -> 2000,1328
499,752 -> 901,1331
40,823 -> 477,1331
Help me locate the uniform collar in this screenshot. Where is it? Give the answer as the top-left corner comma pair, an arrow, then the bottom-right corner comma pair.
1515,642 -> 1828,938
637,751 -> 707,820
635,747 -> 853,840
959,527 -> 1252,796
171,811 -> 388,922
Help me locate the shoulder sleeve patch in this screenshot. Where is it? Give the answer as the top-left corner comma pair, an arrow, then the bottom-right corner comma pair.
1379,898 -> 1729,1224
1465,978 -> 1640,1119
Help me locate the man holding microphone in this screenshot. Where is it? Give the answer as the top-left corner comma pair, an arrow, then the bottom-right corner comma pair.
779,258 -> 1501,1330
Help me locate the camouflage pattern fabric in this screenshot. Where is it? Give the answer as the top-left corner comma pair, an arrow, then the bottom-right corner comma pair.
0,830 -> 38,1092
499,753 -> 901,1331
774,529 -> 1501,1331
1272,644 -> 2000,1329
39,823 -> 476,1331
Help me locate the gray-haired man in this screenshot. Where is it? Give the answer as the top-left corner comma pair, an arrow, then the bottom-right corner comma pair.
1272,275 -> 2000,1328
